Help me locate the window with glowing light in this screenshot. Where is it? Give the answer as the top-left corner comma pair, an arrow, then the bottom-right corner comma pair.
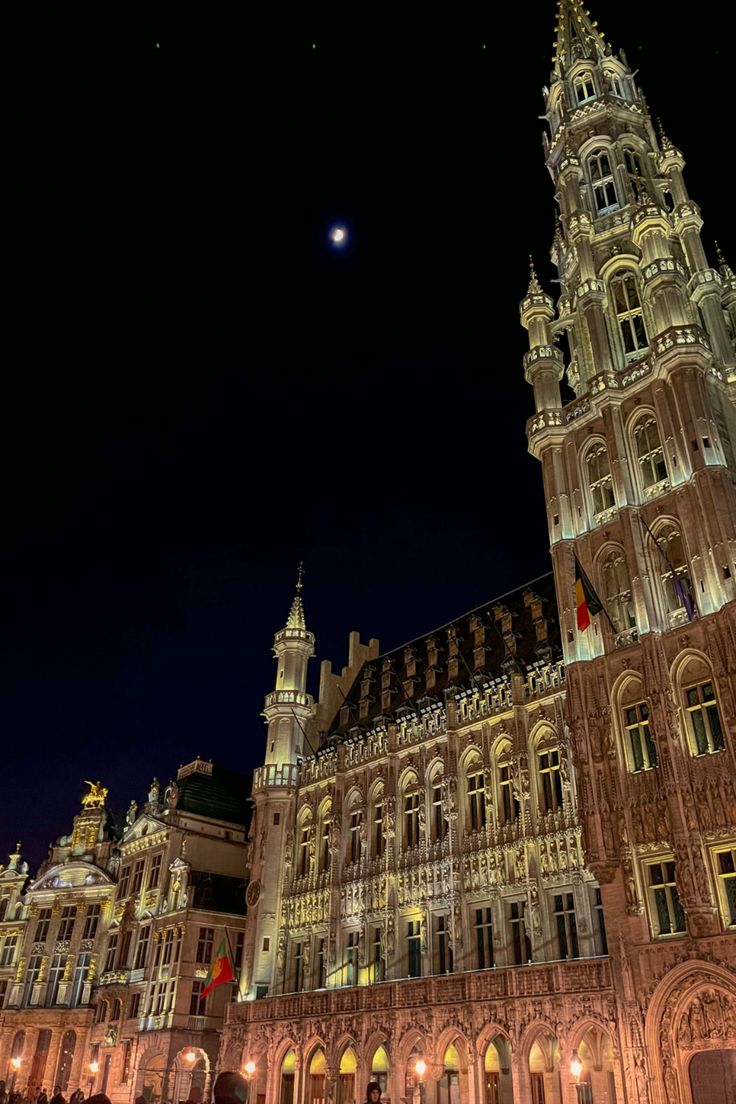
466,765 -> 486,832
713,847 -> 736,928
684,680 -> 725,756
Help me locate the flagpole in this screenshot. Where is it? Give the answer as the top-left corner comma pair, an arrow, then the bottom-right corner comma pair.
222,924 -> 245,1001
574,553 -> 617,633
639,517 -> 695,620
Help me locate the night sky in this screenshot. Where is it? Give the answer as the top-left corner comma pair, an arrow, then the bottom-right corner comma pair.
2,5 -> 732,869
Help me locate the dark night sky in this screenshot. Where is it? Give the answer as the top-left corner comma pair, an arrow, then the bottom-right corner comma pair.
1,5 -> 732,868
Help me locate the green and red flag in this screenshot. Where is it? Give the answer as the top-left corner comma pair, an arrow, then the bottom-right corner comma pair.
201,937 -> 235,998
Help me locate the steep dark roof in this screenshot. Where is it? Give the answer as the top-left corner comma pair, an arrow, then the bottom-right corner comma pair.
176,764 -> 250,827
327,572 -> 561,737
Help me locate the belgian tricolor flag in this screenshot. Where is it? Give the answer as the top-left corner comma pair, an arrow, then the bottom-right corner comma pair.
574,554 -> 605,631
201,937 -> 236,998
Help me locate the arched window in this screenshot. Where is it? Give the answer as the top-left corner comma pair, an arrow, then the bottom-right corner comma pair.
611,272 -> 647,358
584,441 -> 615,519
604,68 -> 625,98
651,523 -> 695,624
574,71 -> 596,103
372,788 -> 384,860
347,801 -> 362,866
600,546 -> 636,636
429,767 -> 446,843
623,146 -> 646,199
297,814 -> 312,878
678,656 -> 725,757
589,149 -> 618,213
318,804 -> 332,875
111,997 -> 123,1020
633,414 -> 668,491
497,743 -> 519,825
402,774 -> 420,850
56,1030 -> 76,1091
536,729 -> 563,814
465,757 -> 486,832
95,998 -> 109,1024
620,677 -> 657,772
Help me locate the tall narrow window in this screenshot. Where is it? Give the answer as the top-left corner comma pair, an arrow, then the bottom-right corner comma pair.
592,887 -> 608,955
58,906 -> 77,942
45,955 -> 65,1007
612,272 -> 647,358
585,443 -> 615,518
685,681 -> 725,755
433,914 -> 453,974
714,848 -> 736,927
538,747 -> 563,813
600,547 -> 636,635
623,147 -> 646,198
134,926 -> 151,971
467,768 -> 486,831
196,927 -> 214,964
373,800 -> 384,859
315,936 -> 326,988
189,979 -> 206,1015
22,955 -> 43,1005
298,826 -> 310,877
604,68 -> 624,97
431,781 -> 446,842
633,415 -> 667,490
625,701 -> 657,771
349,811 -> 361,864
589,149 -> 618,213
292,941 -> 304,992
319,814 -> 331,874
646,861 -> 686,936
371,927 -> 383,982
83,904 -> 101,941
104,933 -> 118,974
403,791 -> 420,849
509,902 -> 529,965
118,864 -> 132,899
69,953 -> 90,1008
407,921 -> 422,978
148,853 -> 163,888
0,935 -> 18,967
474,907 -> 494,969
34,908 -> 52,943
499,757 -> 519,824
344,932 -> 359,986
553,893 -> 579,959
131,859 -> 145,895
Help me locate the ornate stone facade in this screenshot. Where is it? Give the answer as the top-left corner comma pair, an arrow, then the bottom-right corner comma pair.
221,4 -> 736,1104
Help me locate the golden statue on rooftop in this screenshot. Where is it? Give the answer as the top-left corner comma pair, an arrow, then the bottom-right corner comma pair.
82,780 -> 108,808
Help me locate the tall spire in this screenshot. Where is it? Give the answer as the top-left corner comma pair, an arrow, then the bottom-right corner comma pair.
286,561 -> 307,630
552,0 -> 607,77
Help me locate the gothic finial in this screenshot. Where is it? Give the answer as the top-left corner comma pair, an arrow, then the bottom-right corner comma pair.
296,562 -> 304,593
286,566 -> 307,631
527,257 -> 542,295
715,241 -> 734,281
552,0 -> 607,77
657,118 -> 673,151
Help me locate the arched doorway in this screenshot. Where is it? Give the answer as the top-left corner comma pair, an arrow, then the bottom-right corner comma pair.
9,1031 -> 25,1092
55,1031 -> 77,1092
307,1049 -> 326,1104
371,1045 -> 390,1099
437,1042 -> 462,1104
572,1027 -> 618,1104
483,1035 -> 513,1104
337,1047 -> 357,1104
30,1029 -> 52,1090
404,1044 -> 424,1103
689,1050 -> 736,1104
139,1051 -> 167,1104
175,1050 -> 208,1104
279,1050 -> 296,1104
528,1033 -> 561,1104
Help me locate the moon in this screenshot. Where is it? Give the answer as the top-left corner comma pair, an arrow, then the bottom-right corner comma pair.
329,225 -> 348,247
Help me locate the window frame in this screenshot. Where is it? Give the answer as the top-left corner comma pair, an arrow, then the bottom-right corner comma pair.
644,859 -> 686,938
683,679 -> 725,756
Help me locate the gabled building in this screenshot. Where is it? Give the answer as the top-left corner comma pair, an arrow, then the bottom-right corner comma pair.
0,784 -> 119,1097
220,4 -> 736,1104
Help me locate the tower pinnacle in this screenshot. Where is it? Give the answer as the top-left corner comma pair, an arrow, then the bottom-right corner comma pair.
552,0 -> 607,76
286,562 -> 307,630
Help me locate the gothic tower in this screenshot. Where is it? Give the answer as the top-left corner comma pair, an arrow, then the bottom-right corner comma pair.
523,2 -> 736,1100
241,569 -> 315,998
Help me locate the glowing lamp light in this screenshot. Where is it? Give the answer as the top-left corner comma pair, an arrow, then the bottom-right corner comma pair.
89,1062 -> 100,1075
570,1053 -> 583,1082
244,1061 -> 257,1078
414,1060 -> 427,1079
10,1058 -> 22,1071
328,225 -> 348,248
185,1051 -> 198,1063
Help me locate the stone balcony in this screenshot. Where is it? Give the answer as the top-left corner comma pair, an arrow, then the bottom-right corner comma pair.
225,957 -> 612,1026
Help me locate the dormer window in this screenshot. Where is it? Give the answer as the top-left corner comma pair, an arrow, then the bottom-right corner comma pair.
574,71 -> 596,104
604,69 -> 625,98
589,149 -> 619,214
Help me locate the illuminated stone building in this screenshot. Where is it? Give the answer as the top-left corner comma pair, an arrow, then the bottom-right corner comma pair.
0,763 -> 249,1104
220,4 -> 736,1104
89,761 -> 248,1104
0,785 -> 119,1096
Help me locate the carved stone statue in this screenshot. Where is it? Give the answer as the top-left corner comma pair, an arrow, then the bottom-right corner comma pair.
148,777 -> 160,804
125,800 -> 138,827
165,780 -> 179,809
82,780 -> 109,808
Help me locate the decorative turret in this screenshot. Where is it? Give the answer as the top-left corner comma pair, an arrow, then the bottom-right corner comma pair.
520,258 -> 563,417
551,0 -> 607,78
262,564 -> 315,767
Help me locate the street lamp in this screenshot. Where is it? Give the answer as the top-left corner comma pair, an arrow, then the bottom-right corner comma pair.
570,1052 -> 582,1102
185,1051 -> 198,1064
243,1061 -> 257,1104
9,1056 -> 22,1092
413,1060 -> 426,1104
